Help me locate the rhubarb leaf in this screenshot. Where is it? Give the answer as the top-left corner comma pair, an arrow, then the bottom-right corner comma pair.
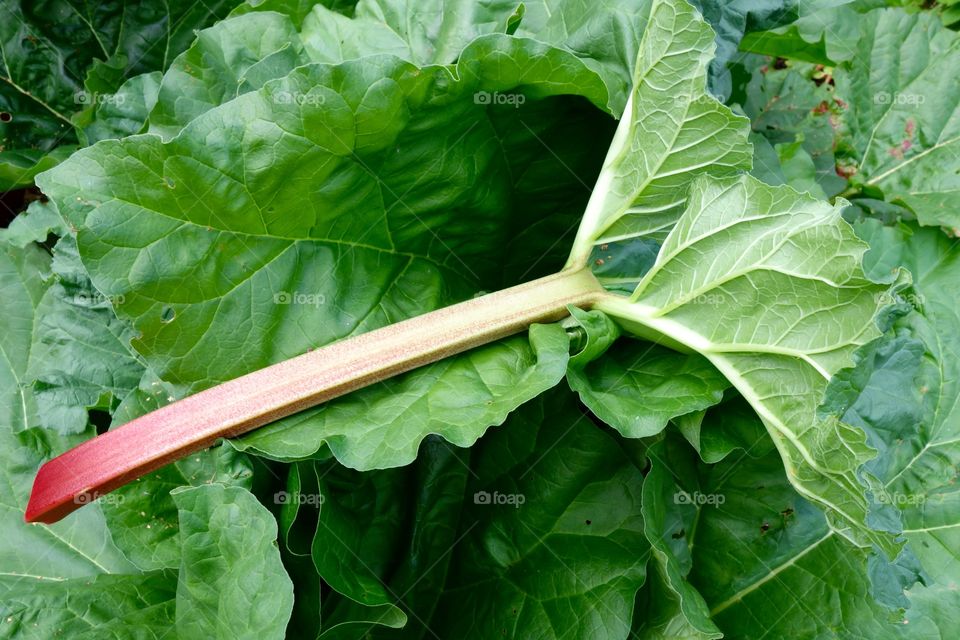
567,338 -> 728,439
301,390 -> 651,639
567,0 -> 753,263
688,0 -> 798,99
842,219 -> 960,630
647,431 -> 913,638
739,0 -> 887,65
81,71 -> 162,145
0,0 -> 236,189
835,9 -> 960,229
38,51 -> 603,470
736,55 -> 847,197
26,235 -> 144,435
0,570 -> 177,639
173,483 -> 294,640
588,173 -> 903,557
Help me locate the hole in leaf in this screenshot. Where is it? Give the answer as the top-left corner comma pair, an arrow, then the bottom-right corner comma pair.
0,112 -> 11,123
89,409 -> 112,435
161,307 -> 176,323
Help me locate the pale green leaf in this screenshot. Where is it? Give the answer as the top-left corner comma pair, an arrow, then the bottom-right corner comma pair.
568,0 -> 752,263
591,174 -> 903,557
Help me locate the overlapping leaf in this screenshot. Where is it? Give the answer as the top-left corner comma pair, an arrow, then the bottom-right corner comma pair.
587,172 -> 903,557
0,0 -> 236,189
566,0 -> 752,263
834,9 -> 960,229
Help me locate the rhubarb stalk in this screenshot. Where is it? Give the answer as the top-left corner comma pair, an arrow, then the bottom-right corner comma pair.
26,267 -> 604,524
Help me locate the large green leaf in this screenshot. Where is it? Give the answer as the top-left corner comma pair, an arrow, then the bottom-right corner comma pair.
0,570 -> 177,639
841,218 -> 960,631
835,8 -> 960,229
172,484 -> 294,640
688,0 -> 798,99
146,0 -> 638,139
566,0 -> 752,262
733,54 -> 847,197
587,173 -> 903,557
644,432 -> 913,638
739,0 -> 888,65
38,47 -> 610,470
0,0 -> 236,190
568,338 -> 728,439
25,235 -> 144,435
299,390 -> 651,639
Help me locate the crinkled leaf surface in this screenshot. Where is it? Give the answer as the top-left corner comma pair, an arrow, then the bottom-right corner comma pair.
0,0 -> 235,189
835,9 -> 960,229
739,0 -> 887,65
568,338 -> 727,439
296,390 -> 651,639
646,431 -> 913,638
567,0 -> 752,262
589,173 -> 902,556
38,47 -> 609,470
173,483 -> 294,640
840,218 -> 960,631
735,54 -> 847,197
25,235 -> 144,435
146,0 -> 639,138
81,71 -> 161,145
688,0 -> 797,99
0,570 -> 177,640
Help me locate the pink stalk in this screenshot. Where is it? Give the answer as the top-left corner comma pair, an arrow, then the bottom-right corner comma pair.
26,267 -> 604,524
